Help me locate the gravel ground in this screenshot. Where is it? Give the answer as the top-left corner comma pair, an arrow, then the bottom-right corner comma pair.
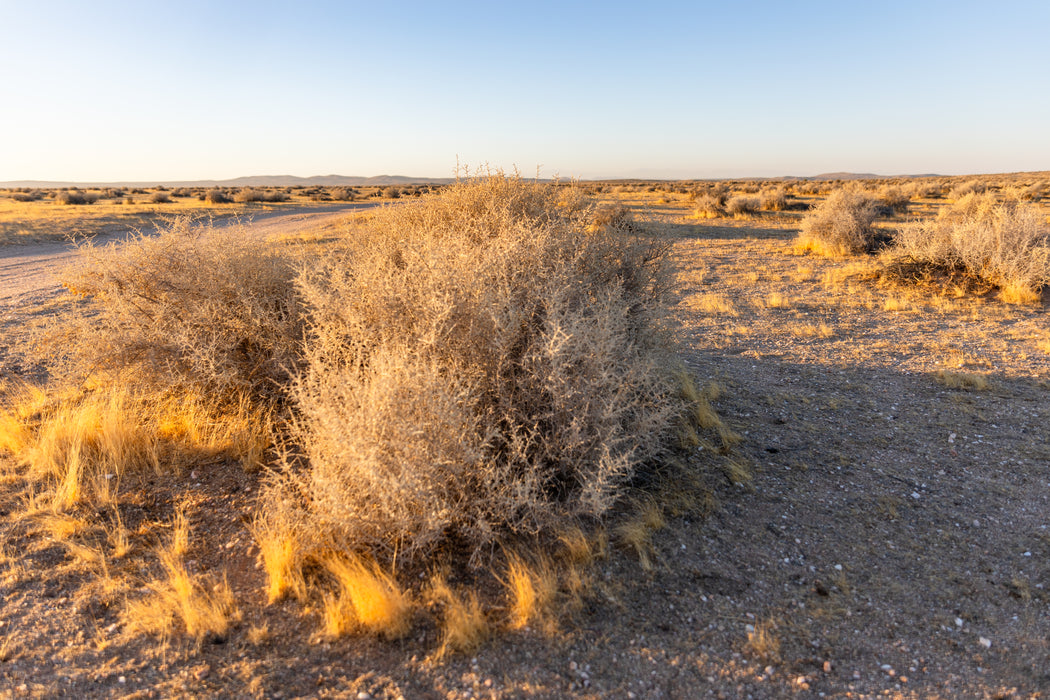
0,202 -> 1047,699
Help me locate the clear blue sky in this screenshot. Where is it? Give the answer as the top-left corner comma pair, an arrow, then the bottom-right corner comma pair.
1,1 -> 1047,181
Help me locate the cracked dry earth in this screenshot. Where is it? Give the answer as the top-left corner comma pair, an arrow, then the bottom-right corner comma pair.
1,206 -> 1049,699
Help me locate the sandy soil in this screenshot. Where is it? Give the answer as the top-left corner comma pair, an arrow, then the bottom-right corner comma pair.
0,200 -> 1048,699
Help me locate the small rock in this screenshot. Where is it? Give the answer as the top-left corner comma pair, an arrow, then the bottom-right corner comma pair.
955,617 -> 964,628
118,676 -> 126,684
979,637 -> 991,648
911,492 -> 921,499
357,693 -> 371,700
823,660 -> 832,673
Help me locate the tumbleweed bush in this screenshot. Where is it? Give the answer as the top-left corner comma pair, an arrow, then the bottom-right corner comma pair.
63,217 -> 304,404
893,193 -> 1050,303
279,175 -> 687,561
795,189 -> 878,256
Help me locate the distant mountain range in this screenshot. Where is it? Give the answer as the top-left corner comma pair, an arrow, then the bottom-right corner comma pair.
8,171 -> 1035,189
0,175 -> 455,189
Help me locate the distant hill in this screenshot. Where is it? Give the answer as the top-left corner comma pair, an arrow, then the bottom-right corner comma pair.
0,174 -> 454,189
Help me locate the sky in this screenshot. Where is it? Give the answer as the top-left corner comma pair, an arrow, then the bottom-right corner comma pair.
1,0 -> 1047,182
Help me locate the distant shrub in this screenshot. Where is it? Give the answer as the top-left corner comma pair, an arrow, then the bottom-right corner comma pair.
693,194 -> 724,219
55,190 -> 99,205
949,179 -> 986,200
9,189 -> 43,202
893,194 -> 1050,303
204,189 -> 231,204
330,187 -> 356,201
759,188 -> 787,212
877,185 -> 910,213
170,188 -> 192,198
381,186 -> 401,199
795,189 -> 878,256
234,188 -> 289,203
149,191 -> 172,204
725,196 -> 759,217
1017,182 -> 1045,202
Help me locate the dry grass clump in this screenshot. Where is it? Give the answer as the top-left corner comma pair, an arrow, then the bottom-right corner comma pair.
319,553 -> 413,640
893,193 -> 1050,303
123,510 -> 240,645
62,218 -> 304,403
934,371 -> 990,390
274,175 -> 687,563
149,191 -> 172,204
504,552 -> 559,630
428,573 -> 489,655
794,189 -> 878,256
0,383 -> 270,511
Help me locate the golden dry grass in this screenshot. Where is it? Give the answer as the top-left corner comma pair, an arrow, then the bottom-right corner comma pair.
0,383 -> 271,512
319,553 -> 413,641
934,370 -> 990,390
428,573 -> 489,656
504,552 -> 559,631
123,511 -> 240,645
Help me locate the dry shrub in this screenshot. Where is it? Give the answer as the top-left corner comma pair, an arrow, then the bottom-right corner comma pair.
204,189 -> 231,204
759,188 -> 787,211
726,195 -> 759,217
692,194 -> 724,219
55,190 -> 99,205
795,189 -> 878,256
277,175 -> 685,562
949,179 -> 986,200
235,188 -> 289,203
893,194 -> 1050,303
149,191 -> 172,204
9,190 -> 44,202
878,185 -> 910,213
62,218 -> 304,403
